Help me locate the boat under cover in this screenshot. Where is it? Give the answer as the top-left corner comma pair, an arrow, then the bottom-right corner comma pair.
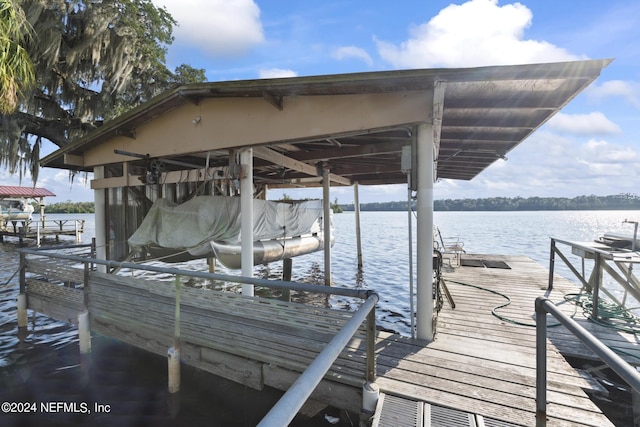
127,196 -> 333,268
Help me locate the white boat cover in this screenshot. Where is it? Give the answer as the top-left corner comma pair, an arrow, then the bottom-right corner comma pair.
128,196 -> 329,259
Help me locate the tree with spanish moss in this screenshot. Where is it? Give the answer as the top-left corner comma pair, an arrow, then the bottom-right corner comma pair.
0,0 -> 206,184
0,0 -> 35,115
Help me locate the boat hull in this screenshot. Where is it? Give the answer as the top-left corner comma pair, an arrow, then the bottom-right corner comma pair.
143,234 -> 332,268
211,234 -> 330,269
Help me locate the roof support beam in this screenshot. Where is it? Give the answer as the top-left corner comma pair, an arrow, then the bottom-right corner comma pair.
288,140 -> 410,162
253,146 -> 351,186
263,91 -> 284,110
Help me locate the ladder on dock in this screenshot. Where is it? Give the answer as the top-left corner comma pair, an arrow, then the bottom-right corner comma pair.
371,393 -> 520,427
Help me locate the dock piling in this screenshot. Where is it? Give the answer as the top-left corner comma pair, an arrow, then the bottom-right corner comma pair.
362,381 -> 379,415
78,311 -> 91,354
168,347 -> 181,393
17,293 -> 28,328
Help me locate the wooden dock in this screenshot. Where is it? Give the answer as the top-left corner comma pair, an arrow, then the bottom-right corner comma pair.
1,218 -> 85,245
19,250 -> 635,426
371,254 -> 630,426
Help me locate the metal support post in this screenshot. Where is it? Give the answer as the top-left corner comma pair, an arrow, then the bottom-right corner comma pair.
416,123 -> 434,342
353,182 -> 363,269
548,239 -> 556,290
535,299 -> 547,427
240,149 -> 254,296
94,166 -> 107,273
592,253 -> 602,320
322,165 -> 331,286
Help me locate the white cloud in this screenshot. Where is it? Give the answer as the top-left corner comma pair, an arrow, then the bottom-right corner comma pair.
376,0 -> 583,69
586,80 -> 640,108
258,68 -> 298,79
154,0 -> 264,57
0,168 -> 93,203
546,112 -> 622,136
579,139 -> 638,165
332,46 -> 374,66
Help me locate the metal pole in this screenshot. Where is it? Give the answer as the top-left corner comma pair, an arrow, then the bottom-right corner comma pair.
322,165 -> 331,286
258,294 -> 378,427
536,297 -> 640,393
535,298 -> 547,427
19,247 -> 373,300
416,123 -> 434,342
353,182 -> 363,269
548,239 -> 556,290
240,149 -> 254,296
94,166 -> 107,273
592,253 -> 601,321
366,308 -> 376,382
407,174 -> 415,339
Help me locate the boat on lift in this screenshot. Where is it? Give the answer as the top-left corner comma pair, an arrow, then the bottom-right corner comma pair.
127,195 -> 333,268
0,198 -> 35,221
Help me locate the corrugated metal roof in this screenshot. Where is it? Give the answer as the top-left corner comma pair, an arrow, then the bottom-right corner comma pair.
0,186 -> 56,198
41,59 -> 612,185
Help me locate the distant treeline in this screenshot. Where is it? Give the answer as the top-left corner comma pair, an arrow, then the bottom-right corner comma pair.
341,194 -> 640,212
37,201 -> 95,213
33,194 -> 640,213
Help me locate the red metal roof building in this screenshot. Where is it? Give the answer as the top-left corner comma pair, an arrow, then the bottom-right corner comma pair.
0,186 -> 56,198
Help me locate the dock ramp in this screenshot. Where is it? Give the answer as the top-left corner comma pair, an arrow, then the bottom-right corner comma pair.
371,393 -> 521,427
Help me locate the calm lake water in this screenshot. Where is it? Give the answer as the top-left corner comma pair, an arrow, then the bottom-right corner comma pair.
0,210 -> 638,426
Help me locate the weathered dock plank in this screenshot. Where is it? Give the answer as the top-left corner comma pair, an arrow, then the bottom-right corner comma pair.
371,255 -> 621,426
22,252 -> 630,425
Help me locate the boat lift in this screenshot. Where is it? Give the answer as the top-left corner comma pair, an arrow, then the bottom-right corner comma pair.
549,230 -> 640,322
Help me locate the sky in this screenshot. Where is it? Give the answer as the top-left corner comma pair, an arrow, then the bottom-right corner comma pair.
3,0 -> 639,204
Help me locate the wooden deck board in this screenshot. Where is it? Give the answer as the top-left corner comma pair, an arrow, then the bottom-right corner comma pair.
373,254 -> 626,426
23,252 -> 634,426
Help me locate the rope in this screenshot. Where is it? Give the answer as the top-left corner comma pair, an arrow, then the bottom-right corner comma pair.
564,292 -> 640,335
446,279 -> 640,360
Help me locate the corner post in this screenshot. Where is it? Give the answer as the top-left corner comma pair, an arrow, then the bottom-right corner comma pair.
535,297 -> 548,427
548,239 -> 556,290
240,148 -> 254,296
94,166 -> 107,273
416,123 -> 434,342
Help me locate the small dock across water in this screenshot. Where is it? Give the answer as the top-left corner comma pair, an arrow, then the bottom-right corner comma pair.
18,249 -> 635,426
1,218 -> 85,245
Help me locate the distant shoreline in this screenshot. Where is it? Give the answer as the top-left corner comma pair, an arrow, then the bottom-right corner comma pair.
38,194 -> 640,213
342,194 -> 640,212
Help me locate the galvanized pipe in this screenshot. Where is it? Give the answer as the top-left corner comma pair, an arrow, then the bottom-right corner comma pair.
548,239 -> 556,290
18,248 -> 373,300
416,122 -> 434,342
322,165 -> 331,286
353,181 -> 363,269
535,296 -> 640,427
257,293 -> 379,427
535,297 -> 547,427
240,148 -> 254,296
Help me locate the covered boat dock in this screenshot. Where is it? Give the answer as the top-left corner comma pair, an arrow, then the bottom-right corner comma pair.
0,185 -> 84,245
22,58 -> 631,425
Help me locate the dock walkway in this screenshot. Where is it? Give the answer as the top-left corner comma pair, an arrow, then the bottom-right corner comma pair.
20,250 -> 634,426
1,218 -> 84,245
373,254 -> 631,426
